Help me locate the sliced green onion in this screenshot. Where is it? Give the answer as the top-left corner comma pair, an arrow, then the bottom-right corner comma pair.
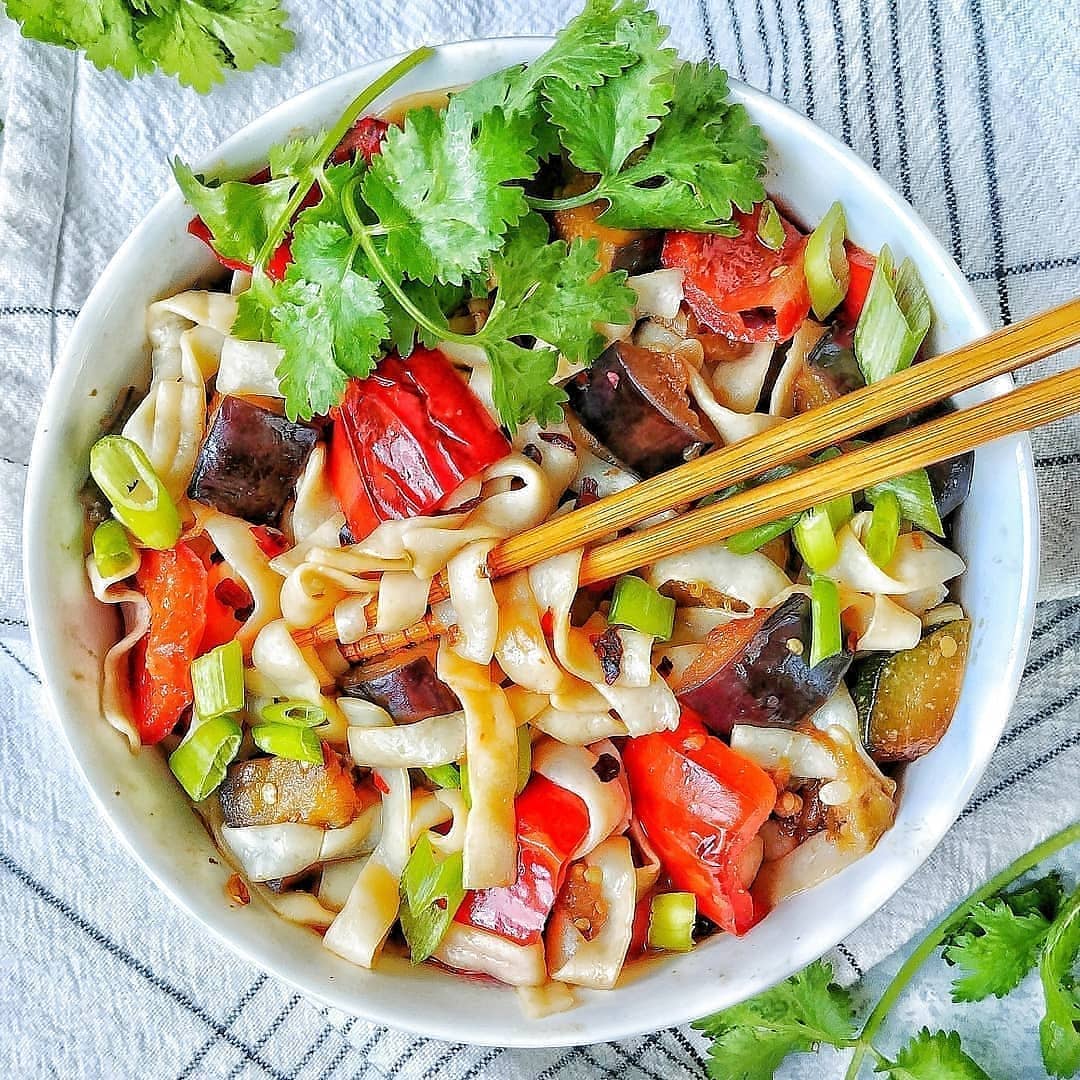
608,575 -> 676,640
92,519 -> 137,579
865,490 -> 902,568
809,574 -> 843,667
89,435 -> 182,550
804,201 -> 850,319
260,700 -> 328,728
866,467 -> 944,536
460,758 -> 471,808
647,892 -> 697,952
251,722 -> 323,764
399,834 -> 467,963
793,506 -> 839,573
854,245 -> 933,384
422,763 -> 461,789
168,715 -> 242,801
757,199 -> 786,251
191,640 -> 245,719
823,492 -> 855,532
516,726 -> 532,796
726,514 -> 800,555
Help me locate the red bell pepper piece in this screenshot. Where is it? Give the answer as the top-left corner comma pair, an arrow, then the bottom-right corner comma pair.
456,774 -> 591,946
661,204 -> 811,342
329,348 -> 510,542
187,116 -> 392,281
841,242 -> 877,324
622,709 -> 776,935
132,543 -> 209,745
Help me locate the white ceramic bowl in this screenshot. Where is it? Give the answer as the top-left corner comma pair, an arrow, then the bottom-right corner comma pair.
24,39 -> 1038,1047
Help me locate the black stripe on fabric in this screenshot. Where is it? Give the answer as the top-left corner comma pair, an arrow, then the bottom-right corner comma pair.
0,641 -> 39,683
284,1023 -> 335,1080
1036,452 -> 1080,470
836,942 -> 865,978
0,850 -> 287,1080
1,455 -> 27,468
1032,599 -> 1080,642
417,1042 -> 466,1080
856,0 -> 881,169
604,1038 -> 669,1080
458,1047 -> 506,1080
1023,632 -> 1080,682
752,0 -> 775,92
696,0 -> 718,63
0,616 -> 29,628
794,0 -> 816,117
178,975 -> 268,1080
580,1046 -> 627,1078
0,305 -> 80,318
773,0 -> 792,101
885,0 -> 912,199
664,1027 -> 711,1074
225,994 -> 303,1080
968,0 -> 1011,322
999,684 -> 1080,750
384,1036 -> 435,1079
968,253 -> 1080,280
722,0 -> 749,80
959,728 -> 1080,822
535,1047 -> 586,1080
328,1026 -> 382,1080
926,0 -> 963,262
826,0 -> 852,145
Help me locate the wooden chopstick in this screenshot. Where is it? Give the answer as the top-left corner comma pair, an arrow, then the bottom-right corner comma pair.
334,357 -> 1079,662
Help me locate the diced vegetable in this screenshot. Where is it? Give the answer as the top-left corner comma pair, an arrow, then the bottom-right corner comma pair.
608,575 -> 676,640
132,542 -> 208,744
338,642 -> 461,723
566,340 -> 710,478
92,519 -> 137,579
674,595 -> 853,735
647,892 -> 697,952
261,700 -> 328,727
927,451 -> 974,521
168,715 -> 243,802
456,774 -> 591,946
854,245 -> 932,384
809,575 -> 841,667
852,620 -> 971,763
328,348 -> 510,542
251,722 -> 323,764
623,709 -> 775,934
188,396 -> 319,526
330,115 -> 391,165
423,763 -> 462,789
190,639 -> 245,719
865,490 -> 902,568
792,326 -> 865,413
89,435 -> 182,550
400,834 -> 468,963
756,200 -> 786,251
804,201 -> 850,320
793,505 -> 839,573
841,242 -> 877,324
552,200 -> 661,275
726,515 -> 800,555
866,466 -> 944,536
661,205 -> 811,342
219,748 -> 368,828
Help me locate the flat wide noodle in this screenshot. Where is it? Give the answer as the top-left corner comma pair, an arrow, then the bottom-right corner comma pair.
347,711 -> 467,769
432,923 -> 547,987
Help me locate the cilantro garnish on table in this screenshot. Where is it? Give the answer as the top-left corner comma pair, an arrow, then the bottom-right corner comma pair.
693,822 -> 1080,1078
3,0 -> 292,91
171,0 -> 769,425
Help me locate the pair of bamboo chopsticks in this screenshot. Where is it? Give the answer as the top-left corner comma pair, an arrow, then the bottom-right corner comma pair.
296,296 -> 1080,663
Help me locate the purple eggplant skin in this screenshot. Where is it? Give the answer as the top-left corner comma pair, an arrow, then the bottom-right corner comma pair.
565,341 -> 711,479
927,452 -> 974,521
188,396 -> 319,526
677,594 -> 852,736
338,648 -> 461,723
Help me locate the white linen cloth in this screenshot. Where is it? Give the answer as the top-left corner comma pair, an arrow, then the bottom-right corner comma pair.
0,1 -> 1077,1077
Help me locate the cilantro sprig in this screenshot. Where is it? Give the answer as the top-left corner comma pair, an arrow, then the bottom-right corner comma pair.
4,0 -> 293,91
694,822 -> 1080,1078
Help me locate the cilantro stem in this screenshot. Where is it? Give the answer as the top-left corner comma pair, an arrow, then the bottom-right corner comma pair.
252,44 -> 435,275
843,821 -> 1080,1079
526,186 -> 605,212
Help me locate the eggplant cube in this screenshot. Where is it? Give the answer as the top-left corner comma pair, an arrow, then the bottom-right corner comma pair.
189,396 -> 319,526
566,341 -> 710,478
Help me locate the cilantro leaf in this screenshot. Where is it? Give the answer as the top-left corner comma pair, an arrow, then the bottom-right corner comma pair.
172,157 -> 297,266
692,959 -> 857,1080
1040,886 -> 1080,1078
485,340 -> 567,430
5,0 -> 292,90
362,101 -> 537,286
944,897 -> 1054,1002
876,1029 -> 992,1080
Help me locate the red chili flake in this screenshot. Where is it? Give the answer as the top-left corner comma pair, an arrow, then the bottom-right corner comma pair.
250,525 -> 291,559
215,577 -> 253,611
592,627 -> 624,686
538,431 -> 576,453
225,873 -> 250,906
373,772 -> 390,795
541,610 -> 555,637
575,476 -> 600,510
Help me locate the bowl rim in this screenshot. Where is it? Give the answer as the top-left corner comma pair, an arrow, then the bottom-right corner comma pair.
24,36 -> 1039,1048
